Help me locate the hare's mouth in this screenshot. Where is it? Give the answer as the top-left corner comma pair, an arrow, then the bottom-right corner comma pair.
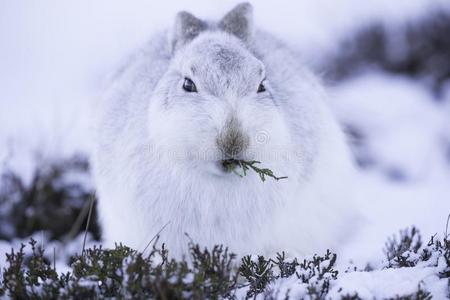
204,159 -> 245,178
221,159 -> 240,173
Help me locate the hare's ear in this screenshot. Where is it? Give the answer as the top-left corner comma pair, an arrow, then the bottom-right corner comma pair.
218,2 -> 254,43
170,11 -> 207,53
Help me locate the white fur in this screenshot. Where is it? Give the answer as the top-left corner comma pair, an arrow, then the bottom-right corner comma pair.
92,4 -> 359,258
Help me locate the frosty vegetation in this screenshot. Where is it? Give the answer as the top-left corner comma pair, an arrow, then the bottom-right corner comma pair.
322,9 -> 450,97
0,224 -> 448,299
0,155 -> 100,242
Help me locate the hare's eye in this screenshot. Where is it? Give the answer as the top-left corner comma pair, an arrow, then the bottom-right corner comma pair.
257,80 -> 266,93
183,77 -> 197,93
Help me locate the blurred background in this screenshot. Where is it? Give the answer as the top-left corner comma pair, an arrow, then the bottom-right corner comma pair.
0,0 -> 449,266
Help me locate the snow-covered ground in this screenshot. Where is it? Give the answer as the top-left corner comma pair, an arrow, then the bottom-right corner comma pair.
1,0 -> 449,298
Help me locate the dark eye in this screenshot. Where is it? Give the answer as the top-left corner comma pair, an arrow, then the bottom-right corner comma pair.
257,80 -> 266,93
183,77 -> 197,93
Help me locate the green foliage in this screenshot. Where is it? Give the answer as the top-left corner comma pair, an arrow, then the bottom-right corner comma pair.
384,227 -> 422,268
1,239 -> 68,299
0,239 -> 238,299
1,231 -> 449,299
272,252 -> 299,278
239,250 -> 338,299
239,255 -> 275,297
422,233 -> 450,279
384,224 -> 450,283
0,237 -> 337,299
2,244 -> 27,298
188,244 -> 238,298
297,249 -> 338,283
222,159 -> 288,182
71,244 -> 135,297
297,250 -> 338,300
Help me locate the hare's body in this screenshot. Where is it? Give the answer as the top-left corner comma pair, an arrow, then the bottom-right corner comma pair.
93,3 -> 358,258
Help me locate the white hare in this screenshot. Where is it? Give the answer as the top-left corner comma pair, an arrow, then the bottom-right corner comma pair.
92,2 -> 358,258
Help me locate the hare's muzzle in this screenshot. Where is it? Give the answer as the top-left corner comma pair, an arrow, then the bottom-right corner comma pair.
216,116 -> 249,161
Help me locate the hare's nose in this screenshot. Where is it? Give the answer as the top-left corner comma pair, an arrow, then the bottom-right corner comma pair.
216,115 -> 249,159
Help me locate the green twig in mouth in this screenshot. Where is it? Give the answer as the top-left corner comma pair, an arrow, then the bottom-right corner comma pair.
222,159 -> 288,182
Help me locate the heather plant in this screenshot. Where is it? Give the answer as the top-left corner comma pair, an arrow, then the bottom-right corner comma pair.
222,159 -> 288,182
0,155 -> 100,241
0,239 -> 239,299
1,227 -> 450,299
0,238 -> 340,299
384,227 -> 422,268
323,9 -> 450,96
384,222 -> 450,277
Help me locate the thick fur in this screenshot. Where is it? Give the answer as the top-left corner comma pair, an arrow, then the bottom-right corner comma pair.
92,3 -> 358,258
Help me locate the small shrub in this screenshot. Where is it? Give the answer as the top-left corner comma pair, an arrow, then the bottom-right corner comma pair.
384,227 -> 422,268
271,252 -> 299,278
0,239 -> 239,299
239,249 -> 338,299
239,255 -> 275,297
323,9 -> 450,97
1,231 -> 450,299
222,159 -> 288,182
297,250 -> 338,300
0,155 -> 100,241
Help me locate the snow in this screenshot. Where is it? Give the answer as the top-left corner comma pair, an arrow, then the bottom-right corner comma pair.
269,267 -> 443,299
329,73 -> 449,180
1,0 -> 449,298
330,267 -> 444,298
329,73 -> 450,270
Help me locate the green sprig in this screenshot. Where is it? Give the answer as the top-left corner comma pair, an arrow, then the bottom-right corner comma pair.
222,159 -> 288,182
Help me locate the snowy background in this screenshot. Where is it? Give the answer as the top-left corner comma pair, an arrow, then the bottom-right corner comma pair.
0,0 -> 449,298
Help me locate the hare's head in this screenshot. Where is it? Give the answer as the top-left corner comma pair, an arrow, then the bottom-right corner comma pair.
148,3 -> 291,176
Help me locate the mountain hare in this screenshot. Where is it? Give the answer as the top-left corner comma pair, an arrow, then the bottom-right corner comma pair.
93,3 -> 358,258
